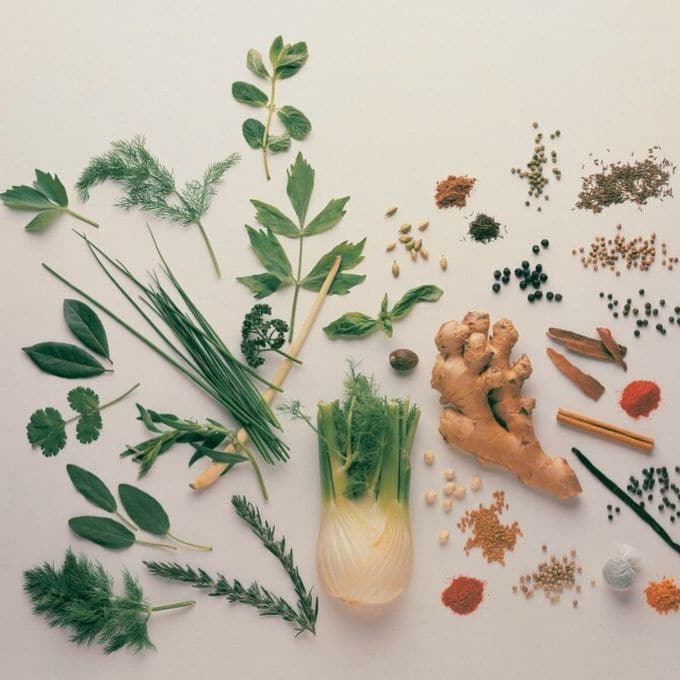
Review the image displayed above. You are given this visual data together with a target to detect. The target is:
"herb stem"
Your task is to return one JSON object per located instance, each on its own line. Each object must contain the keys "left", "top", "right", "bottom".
{"left": 149, "top": 600, "right": 196, "bottom": 613}
{"left": 65, "top": 209, "right": 99, "bottom": 229}
{"left": 194, "top": 219, "right": 221, "bottom": 279}
{"left": 271, "top": 348, "right": 302, "bottom": 364}
{"left": 289, "top": 235, "right": 304, "bottom": 342}
{"left": 114, "top": 511, "right": 139, "bottom": 532}
{"left": 63, "top": 383, "right": 140, "bottom": 426}
{"left": 135, "top": 539, "right": 178, "bottom": 551}
{"left": 242, "top": 446, "right": 269, "bottom": 501}
{"left": 166, "top": 532, "right": 213, "bottom": 552}
{"left": 262, "top": 77, "right": 277, "bottom": 181}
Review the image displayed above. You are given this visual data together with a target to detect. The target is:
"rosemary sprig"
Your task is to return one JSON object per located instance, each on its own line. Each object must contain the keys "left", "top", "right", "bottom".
{"left": 145, "top": 495, "right": 318, "bottom": 636}
{"left": 24, "top": 549, "right": 194, "bottom": 654}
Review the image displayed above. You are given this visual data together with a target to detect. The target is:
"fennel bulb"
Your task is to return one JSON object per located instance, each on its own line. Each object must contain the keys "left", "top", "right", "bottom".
{"left": 315, "top": 368, "right": 420, "bottom": 605}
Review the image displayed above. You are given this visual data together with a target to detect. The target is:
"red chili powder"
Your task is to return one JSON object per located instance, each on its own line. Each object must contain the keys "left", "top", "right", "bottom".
{"left": 435, "top": 175, "right": 476, "bottom": 209}
{"left": 441, "top": 576, "right": 484, "bottom": 615}
{"left": 619, "top": 380, "right": 661, "bottom": 418}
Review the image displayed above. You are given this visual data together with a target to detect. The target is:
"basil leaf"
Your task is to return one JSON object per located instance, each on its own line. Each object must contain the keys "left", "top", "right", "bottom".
{"left": 269, "top": 35, "right": 284, "bottom": 66}
{"left": 304, "top": 197, "right": 349, "bottom": 236}
{"left": 275, "top": 42, "right": 309, "bottom": 79}
{"left": 286, "top": 152, "right": 314, "bottom": 224}
{"left": 0, "top": 184, "right": 54, "bottom": 210}
{"left": 390, "top": 284, "right": 444, "bottom": 319}
{"left": 118, "top": 484, "right": 170, "bottom": 536}
{"left": 246, "top": 48, "right": 269, "bottom": 78}
{"left": 266, "top": 133, "right": 291, "bottom": 153}
{"left": 236, "top": 273, "right": 284, "bottom": 299}
{"left": 301, "top": 239, "right": 366, "bottom": 293}
{"left": 26, "top": 407, "right": 66, "bottom": 457}
{"left": 232, "top": 81, "right": 269, "bottom": 107}
{"left": 63, "top": 299, "right": 110, "bottom": 360}
{"left": 277, "top": 106, "right": 311, "bottom": 141}
{"left": 244, "top": 225, "right": 293, "bottom": 280}
{"left": 66, "top": 464, "right": 117, "bottom": 513}
{"left": 250, "top": 199, "right": 299, "bottom": 237}
{"left": 33, "top": 170, "right": 68, "bottom": 207}
{"left": 25, "top": 208, "right": 62, "bottom": 232}
{"left": 68, "top": 516, "right": 135, "bottom": 549}
{"left": 323, "top": 312, "right": 378, "bottom": 339}
{"left": 242, "top": 118, "right": 265, "bottom": 149}
{"left": 22, "top": 342, "right": 110, "bottom": 378}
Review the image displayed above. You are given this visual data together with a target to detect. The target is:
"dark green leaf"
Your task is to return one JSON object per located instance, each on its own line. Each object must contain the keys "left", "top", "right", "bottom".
{"left": 69, "top": 516, "right": 135, "bottom": 549}
{"left": 266, "top": 134, "right": 291, "bottom": 153}
{"left": 323, "top": 313, "right": 378, "bottom": 339}
{"left": 380, "top": 293, "right": 389, "bottom": 316}
{"left": 286, "top": 153, "right": 314, "bottom": 224}
{"left": 301, "top": 239, "right": 366, "bottom": 293}
{"left": 390, "top": 284, "right": 444, "bottom": 319}
{"left": 22, "top": 342, "right": 109, "bottom": 378}
{"left": 232, "top": 81, "right": 268, "bottom": 107}
{"left": 242, "top": 119, "right": 265, "bottom": 149}
{"left": 244, "top": 225, "right": 293, "bottom": 279}
{"left": 269, "top": 36, "right": 284, "bottom": 66}
{"left": 246, "top": 49, "right": 269, "bottom": 78}
{"left": 66, "top": 464, "right": 117, "bottom": 512}
{"left": 323, "top": 272, "right": 366, "bottom": 295}
{"left": 76, "top": 411, "right": 103, "bottom": 444}
{"left": 67, "top": 386, "right": 99, "bottom": 414}
{"left": 0, "top": 184, "right": 55, "bottom": 210}
{"left": 25, "top": 208, "right": 62, "bottom": 232}
{"left": 275, "top": 42, "right": 309, "bottom": 79}
{"left": 26, "top": 407, "right": 66, "bottom": 457}
{"left": 191, "top": 445, "right": 248, "bottom": 464}
{"left": 304, "top": 197, "right": 349, "bottom": 236}
{"left": 63, "top": 299, "right": 110, "bottom": 360}
{"left": 380, "top": 317, "right": 394, "bottom": 338}
{"left": 33, "top": 170, "right": 68, "bottom": 207}
{"left": 250, "top": 199, "right": 299, "bottom": 237}
{"left": 277, "top": 106, "right": 311, "bottom": 141}
{"left": 136, "top": 404, "right": 161, "bottom": 433}
{"left": 236, "top": 273, "right": 284, "bottom": 299}
{"left": 118, "top": 484, "right": 170, "bottom": 536}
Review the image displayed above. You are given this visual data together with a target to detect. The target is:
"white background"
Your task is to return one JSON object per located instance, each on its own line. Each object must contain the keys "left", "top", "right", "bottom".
{"left": 1, "top": 1, "right": 679, "bottom": 678}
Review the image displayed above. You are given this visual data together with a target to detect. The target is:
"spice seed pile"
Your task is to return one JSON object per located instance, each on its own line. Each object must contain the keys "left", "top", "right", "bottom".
{"left": 616, "top": 465, "right": 680, "bottom": 524}
{"left": 598, "top": 289, "right": 680, "bottom": 338}
{"left": 467, "top": 213, "right": 503, "bottom": 244}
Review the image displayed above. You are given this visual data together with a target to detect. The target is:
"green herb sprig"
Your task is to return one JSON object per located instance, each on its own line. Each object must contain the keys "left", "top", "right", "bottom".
{"left": 145, "top": 495, "right": 318, "bottom": 636}
{"left": 24, "top": 549, "right": 194, "bottom": 654}
{"left": 1, "top": 169, "right": 99, "bottom": 232}
{"left": 238, "top": 153, "right": 365, "bottom": 340}
{"left": 240, "top": 303, "right": 301, "bottom": 368}
{"left": 75, "top": 136, "right": 239, "bottom": 277}
{"left": 233, "top": 36, "right": 310, "bottom": 180}
{"left": 26, "top": 384, "right": 139, "bottom": 457}
{"left": 323, "top": 285, "right": 444, "bottom": 339}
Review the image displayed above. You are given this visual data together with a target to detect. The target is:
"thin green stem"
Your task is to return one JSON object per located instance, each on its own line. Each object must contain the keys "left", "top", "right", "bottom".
{"left": 63, "top": 383, "right": 140, "bottom": 426}
{"left": 135, "top": 539, "right": 177, "bottom": 551}
{"left": 65, "top": 208, "right": 99, "bottom": 228}
{"left": 149, "top": 600, "right": 195, "bottom": 613}
{"left": 241, "top": 445, "right": 269, "bottom": 501}
{"left": 115, "top": 511, "right": 138, "bottom": 532}
{"left": 194, "top": 219, "right": 221, "bottom": 278}
{"left": 288, "top": 235, "right": 304, "bottom": 342}
{"left": 166, "top": 532, "right": 213, "bottom": 552}
{"left": 271, "top": 348, "right": 302, "bottom": 364}
{"left": 262, "top": 77, "right": 277, "bottom": 180}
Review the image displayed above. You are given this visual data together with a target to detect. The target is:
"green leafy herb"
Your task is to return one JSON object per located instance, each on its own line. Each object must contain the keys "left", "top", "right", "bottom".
{"left": 237, "top": 154, "right": 365, "bottom": 340}
{"left": 323, "top": 285, "right": 443, "bottom": 339}
{"left": 22, "top": 341, "right": 110, "bottom": 378}
{"left": 69, "top": 516, "right": 137, "bottom": 550}
{"left": 25, "top": 383, "right": 139, "bottom": 456}
{"left": 63, "top": 299, "right": 110, "bottom": 361}
{"left": 75, "top": 136, "right": 239, "bottom": 277}
{"left": 233, "top": 37, "right": 310, "bottom": 180}
{"left": 24, "top": 549, "right": 194, "bottom": 654}
{"left": 1, "top": 169, "right": 99, "bottom": 232}
{"left": 145, "top": 494, "right": 318, "bottom": 636}
{"left": 241, "top": 303, "right": 301, "bottom": 368}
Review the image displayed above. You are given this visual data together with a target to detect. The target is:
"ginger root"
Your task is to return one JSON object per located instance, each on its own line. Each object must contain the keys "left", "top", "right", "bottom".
{"left": 431, "top": 311, "right": 582, "bottom": 500}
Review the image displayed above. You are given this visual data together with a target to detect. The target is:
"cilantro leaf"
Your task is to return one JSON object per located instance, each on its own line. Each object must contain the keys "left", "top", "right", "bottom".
{"left": 68, "top": 386, "right": 100, "bottom": 414}
{"left": 76, "top": 412, "right": 103, "bottom": 444}
{"left": 27, "top": 408, "right": 67, "bottom": 457}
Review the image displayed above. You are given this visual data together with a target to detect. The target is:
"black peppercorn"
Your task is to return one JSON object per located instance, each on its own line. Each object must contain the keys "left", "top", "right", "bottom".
{"left": 541, "top": 239, "right": 549, "bottom": 248}
{"left": 555, "top": 293, "right": 563, "bottom": 302}
{"left": 494, "top": 270, "right": 501, "bottom": 280}
{"left": 535, "top": 264, "right": 543, "bottom": 273}
{"left": 639, "top": 289, "right": 645, "bottom": 296}
{"left": 527, "top": 293, "right": 535, "bottom": 303}
{"left": 492, "top": 283, "right": 501, "bottom": 293}
{"left": 546, "top": 291, "right": 554, "bottom": 301}
{"left": 514, "top": 268, "right": 523, "bottom": 277}
{"left": 535, "top": 290, "right": 543, "bottom": 300}
{"left": 521, "top": 260, "right": 530, "bottom": 270}
{"left": 532, "top": 245, "right": 540, "bottom": 254}
{"left": 519, "top": 280, "right": 528, "bottom": 290}
{"left": 634, "top": 330, "right": 640, "bottom": 337}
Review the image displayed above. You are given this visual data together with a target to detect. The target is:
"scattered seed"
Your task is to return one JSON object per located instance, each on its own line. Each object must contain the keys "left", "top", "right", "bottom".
{"left": 440, "top": 255, "right": 448, "bottom": 271}
{"left": 385, "top": 206, "right": 398, "bottom": 217}
{"left": 443, "top": 482, "right": 456, "bottom": 497}
{"left": 420, "top": 248, "right": 429, "bottom": 261}
{"left": 399, "top": 223, "right": 412, "bottom": 234}
{"left": 410, "top": 249, "right": 418, "bottom": 262}
{"left": 391, "top": 261, "right": 400, "bottom": 278}
{"left": 439, "top": 530, "right": 450, "bottom": 545}
{"left": 470, "top": 476, "right": 481, "bottom": 492}
{"left": 423, "top": 450, "right": 435, "bottom": 465}
{"left": 385, "top": 241, "right": 397, "bottom": 252}
{"left": 399, "top": 234, "right": 413, "bottom": 244}
{"left": 425, "top": 489, "right": 437, "bottom": 505}
{"left": 418, "top": 221, "right": 429, "bottom": 231}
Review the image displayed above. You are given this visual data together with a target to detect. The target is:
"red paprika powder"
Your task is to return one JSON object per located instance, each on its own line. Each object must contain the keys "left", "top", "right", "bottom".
{"left": 620, "top": 380, "right": 661, "bottom": 419}
{"left": 441, "top": 576, "right": 484, "bottom": 615}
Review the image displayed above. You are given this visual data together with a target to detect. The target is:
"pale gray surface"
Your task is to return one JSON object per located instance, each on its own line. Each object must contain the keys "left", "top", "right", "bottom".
{"left": 1, "top": 1, "right": 679, "bottom": 678}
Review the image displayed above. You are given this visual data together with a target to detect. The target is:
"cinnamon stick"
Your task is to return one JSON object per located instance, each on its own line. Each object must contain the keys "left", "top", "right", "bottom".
{"left": 547, "top": 327, "right": 627, "bottom": 361}
{"left": 546, "top": 348, "right": 605, "bottom": 401}
{"left": 596, "top": 327, "right": 627, "bottom": 371}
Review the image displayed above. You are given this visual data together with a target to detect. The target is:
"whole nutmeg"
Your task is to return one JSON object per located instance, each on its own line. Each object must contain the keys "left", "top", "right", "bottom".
{"left": 389, "top": 348, "right": 419, "bottom": 372}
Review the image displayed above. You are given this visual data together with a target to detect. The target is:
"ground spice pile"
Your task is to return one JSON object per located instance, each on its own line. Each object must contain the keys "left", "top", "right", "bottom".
{"left": 435, "top": 175, "right": 476, "bottom": 209}
{"left": 644, "top": 577, "right": 680, "bottom": 614}
{"left": 457, "top": 490, "right": 522, "bottom": 565}
{"left": 576, "top": 147, "right": 675, "bottom": 213}
{"left": 468, "top": 213, "right": 502, "bottom": 243}
{"left": 441, "top": 576, "right": 484, "bottom": 615}
{"left": 620, "top": 380, "right": 661, "bottom": 419}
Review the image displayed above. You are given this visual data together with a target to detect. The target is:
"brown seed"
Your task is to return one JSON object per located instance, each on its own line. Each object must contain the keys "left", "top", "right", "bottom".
{"left": 420, "top": 248, "right": 429, "bottom": 261}
{"left": 399, "top": 223, "right": 412, "bottom": 234}
{"left": 439, "top": 255, "right": 448, "bottom": 271}
{"left": 391, "top": 261, "right": 400, "bottom": 278}
{"left": 385, "top": 241, "right": 397, "bottom": 252}
{"left": 399, "top": 235, "right": 413, "bottom": 244}
{"left": 410, "top": 249, "right": 418, "bottom": 262}
{"left": 385, "top": 206, "right": 398, "bottom": 217}
{"left": 417, "top": 221, "right": 429, "bottom": 231}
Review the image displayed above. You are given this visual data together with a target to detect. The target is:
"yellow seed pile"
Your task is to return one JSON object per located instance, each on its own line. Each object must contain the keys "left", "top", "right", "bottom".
{"left": 385, "top": 208, "right": 446, "bottom": 275}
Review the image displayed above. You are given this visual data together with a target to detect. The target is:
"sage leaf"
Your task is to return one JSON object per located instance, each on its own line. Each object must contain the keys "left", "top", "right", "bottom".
{"left": 275, "top": 42, "right": 309, "bottom": 79}
{"left": 22, "top": 342, "right": 110, "bottom": 378}
{"left": 244, "top": 225, "right": 293, "bottom": 280}
{"left": 26, "top": 407, "right": 66, "bottom": 457}
{"left": 269, "top": 35, "right": 285, "bottom": 65}
{"left": 66, "top": 464, "right": 117, "bottom": 513}
{"left": 0, "top": 184, "right": 54, "bottom": 210}
{"left": 118, "top": 484, "right": 170, "bottom": 536}
{"left": 304, "top": 197, "right": 350, "bottom": 236}
{"left": 301, "top": 239, "right": 366, "bottom": 293}
{"left": 390, "top": 284, "right": 444, "bottom": 319}
{"left": 277, "top": 106, "right": 311, "bottom": 141}
{"left": 25, "top": 208, "right": 62, "bottom": 232}
{"left": 236, "top": 273, "right": 284, "bottom": 299}
{"left": 250, "top": 199, "right": 299, "bottom": 237}
{"left": 247, "top": 49, "right": 269, "bottom": 78}
{"left": 33, "top": 170, "right": 68, "bottom": 207}
{"left": 232, "top": 81, "right": 269, "bottom": 107}
{"left": 69, "top": 516, "right": 135, "bottom": 550}
{"left": 323, "top": 313, "right": 378, "bottom": 339}
{"left": 63, "top": 299, "right": 110, "bottom": 360}
{"left": 242, "top": 119, "right": 265, "bottom": 149}
{"left": 286, "top": 152, "right": 314, "bottom": 224}
{"left": 266, "top": 133, "right": 291, "bottom": 153}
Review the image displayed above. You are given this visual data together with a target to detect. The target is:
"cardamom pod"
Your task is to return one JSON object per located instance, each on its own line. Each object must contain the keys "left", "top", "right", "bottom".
{"left": 385, "top": 241, "right": 397, "bottom": 252}
{"left": 439, "top": 255, "right": 448, "bottom": 271}
{"left": 420, "top": 247, "right": 429, "bottom": 260}
{"left": 398, "top": 223, "right": 412, "bottom": 234}
{"left": 385, "top": 206, "right": 398, "bottom": 217}
{"left": 413, "top": 239, "right": 422, "bottom": 252}
{"left": 405, "top": 240, "right": 416, "bottom": 250}
{"left": 410, "top": 249, "right": 418, "bottom": 262}
{"left": 391, "top": 261, "right": 400, "bottom": 278}
{"left": 399, "top": 235, "right": 413, "bottom": 244}
{"left": 418, "top": 221, "right": 429, "bottom": 231}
